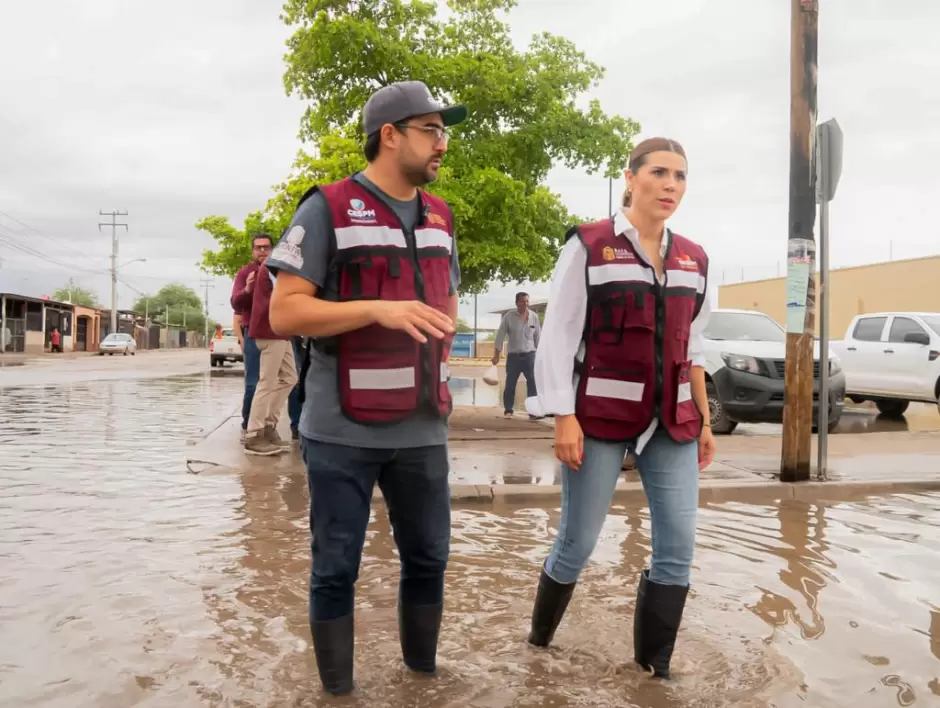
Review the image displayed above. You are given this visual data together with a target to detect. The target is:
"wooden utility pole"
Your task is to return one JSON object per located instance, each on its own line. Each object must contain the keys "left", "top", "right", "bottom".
{"left": 780, "top": 0, "right": 819, "bottom": 482}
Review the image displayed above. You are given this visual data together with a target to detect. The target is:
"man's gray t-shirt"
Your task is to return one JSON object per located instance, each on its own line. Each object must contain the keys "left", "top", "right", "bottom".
{"left": 266, "top": 172, "right": 460, "bottom": 449}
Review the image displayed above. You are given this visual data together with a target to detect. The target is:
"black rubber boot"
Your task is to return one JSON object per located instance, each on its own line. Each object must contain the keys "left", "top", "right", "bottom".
{"left": 633, "top": 570, "right": 689, "bottom": 679}
{"left": 527, "top": 569, "right": 576, "bottom": 647}
{"left": 399, "top": 603, "right": 443, "bottom": 674}
{"left": 310, "top": 614, "right": 355, "bottom": 695}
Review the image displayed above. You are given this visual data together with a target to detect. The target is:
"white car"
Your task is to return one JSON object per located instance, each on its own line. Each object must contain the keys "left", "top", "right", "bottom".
{"left": 830, "top": 312, "right": 940, "bottom": 417}
{"left": 703, "top": 309, "right": 844, "bottom": 434}
{"left": 210, "top": 329, "right": 243, "bottom": 367}
{"left": 99, "top": 332, "right": 137, "bottom": 356}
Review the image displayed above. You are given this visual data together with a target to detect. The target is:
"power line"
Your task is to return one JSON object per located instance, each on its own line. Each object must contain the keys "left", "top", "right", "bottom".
{"left": 0, "top": 210, "right": 104, "bottom": 271}
{"left": 0, "top": 227, "right": 106, "bottom": 275}
{"left": 98, "top": 210, "right": 128, "bottom": 334}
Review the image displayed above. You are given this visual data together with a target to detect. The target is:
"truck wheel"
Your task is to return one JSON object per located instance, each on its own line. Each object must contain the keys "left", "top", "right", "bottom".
{"left": 848, "top": 395, "right": 866, "bottom": 404}
{"left": 875, "top": 399, "right": 909, "bottom": 418}
{"left": 706, "top": 381, "right": 737, "bottom": 435}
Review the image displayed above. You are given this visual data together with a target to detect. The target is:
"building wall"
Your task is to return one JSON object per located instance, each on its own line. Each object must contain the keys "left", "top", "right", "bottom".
{"left": 24, "top": 330, "right": 44, "bottom": 355}
{"left": 719, "top": 255, "right": 940, "bottom": 337}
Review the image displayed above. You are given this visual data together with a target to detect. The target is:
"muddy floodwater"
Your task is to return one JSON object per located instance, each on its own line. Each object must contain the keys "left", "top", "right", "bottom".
{"left": 1, "top": 372, "right": 940, "bottom": 707}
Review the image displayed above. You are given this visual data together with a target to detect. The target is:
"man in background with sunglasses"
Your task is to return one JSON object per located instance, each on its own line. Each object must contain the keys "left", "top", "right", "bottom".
{"left": 266, "top": 81, "right": 466, "bottom": 696}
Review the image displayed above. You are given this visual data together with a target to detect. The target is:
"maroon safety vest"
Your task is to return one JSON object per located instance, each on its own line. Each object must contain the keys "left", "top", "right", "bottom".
{"left": 573, "top": 218, "right": 709, "bottom": 442}
{"left": 301, "top": 176, "right": 455, "bottom": 424}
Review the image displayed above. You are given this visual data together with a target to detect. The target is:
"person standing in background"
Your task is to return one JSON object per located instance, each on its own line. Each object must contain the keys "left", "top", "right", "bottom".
{"left": 244, "top": 259, "right": 298, "bottom": 456}
{"left": 230, "top": 234, "right": 273, "bottom": 443}
{"left": 491, "top": 292, "right": 541, "bottom": 418}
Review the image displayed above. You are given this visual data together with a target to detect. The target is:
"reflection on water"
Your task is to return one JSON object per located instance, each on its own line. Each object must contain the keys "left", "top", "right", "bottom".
{"left": 1, "top": 374, "right": 940, "bottom": 706}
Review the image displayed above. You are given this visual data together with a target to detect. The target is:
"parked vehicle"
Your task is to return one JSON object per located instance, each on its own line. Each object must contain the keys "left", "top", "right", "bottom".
{"left": 98, "top": 332, "right": 136, "bottom": 356}
{"left": 210, "top": 329, "right": 243, "bottom": 367}
{"left": 829, "top": 312, "right": 940, "bottom": 417}
{"left": 703, "top": 309, "right": 845, "bottom": 434}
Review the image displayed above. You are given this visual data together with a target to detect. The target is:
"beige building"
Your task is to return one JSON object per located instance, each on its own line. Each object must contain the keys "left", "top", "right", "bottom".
{"left": 719, "top": 254, "right": 940, "bottom": 336}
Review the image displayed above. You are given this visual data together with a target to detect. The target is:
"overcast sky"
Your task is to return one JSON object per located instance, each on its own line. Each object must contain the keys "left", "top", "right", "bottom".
{"left": 1, "top": 0, "right": 938, "bottom": 328}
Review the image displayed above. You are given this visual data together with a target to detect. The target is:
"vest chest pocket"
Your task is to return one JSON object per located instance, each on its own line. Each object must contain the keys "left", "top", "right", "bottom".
{"left": 589, "top": 293, "right": 627, "bottom": 345}
{"left": 623, "top": 290, "right": 655, "bottom": 331}
{"left": 339, "top": 257, "right": 382, "bottom": 300}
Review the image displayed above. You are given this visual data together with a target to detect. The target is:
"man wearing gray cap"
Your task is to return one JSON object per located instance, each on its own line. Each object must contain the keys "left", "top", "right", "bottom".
{"left": 266, "top": 80, "right": 466, "bottom": 696}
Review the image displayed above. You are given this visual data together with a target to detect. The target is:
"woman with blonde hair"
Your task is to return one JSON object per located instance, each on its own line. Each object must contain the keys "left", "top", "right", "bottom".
{"left": 525, "top": 137, "right": 716, "bottom": 679}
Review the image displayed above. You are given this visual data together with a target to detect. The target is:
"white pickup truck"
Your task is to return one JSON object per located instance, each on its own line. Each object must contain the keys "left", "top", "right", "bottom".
{"left": 209, "top": 328, "right": 243, "bottom": 367}
{"left": 829, "top": 312, "right": 940, "bottom": 417}
{"left": 703, "top": 309, "right": 845, "bottom": 434}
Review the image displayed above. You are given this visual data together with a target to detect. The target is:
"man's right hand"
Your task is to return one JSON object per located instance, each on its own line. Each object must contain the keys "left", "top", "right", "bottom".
{"left": 374, "top": 301, "right": 454, "bottom": 343}
{"left": 491, "top": 353, "right": 500, "bottom": 365}
{"left": 554, "top": 414, "right": 584, "bottom": 471}
{"left": 245, "top": 271, "right": 256, "bottom": 292}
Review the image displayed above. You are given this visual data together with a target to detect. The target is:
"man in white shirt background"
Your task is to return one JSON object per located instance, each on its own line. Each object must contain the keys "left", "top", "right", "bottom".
{"left": 491, "top": 291, "right": 541, "bottom": 418}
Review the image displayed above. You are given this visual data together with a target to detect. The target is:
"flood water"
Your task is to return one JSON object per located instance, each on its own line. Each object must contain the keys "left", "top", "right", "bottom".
{"left": 1, "top": 373, "right": 940, "bottom": 707}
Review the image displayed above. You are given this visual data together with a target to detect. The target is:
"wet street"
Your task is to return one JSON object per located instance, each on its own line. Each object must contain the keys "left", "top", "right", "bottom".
{"left": 1, "top": 365, "right": 940, "bottom": 706}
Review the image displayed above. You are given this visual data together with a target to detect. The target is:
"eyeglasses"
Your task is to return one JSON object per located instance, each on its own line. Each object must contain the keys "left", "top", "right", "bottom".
{"left": 395, "top": 123, "right": 449, "bottom": 143}
{"left": 252, "top": 244, "right": 271, "bottom": 251}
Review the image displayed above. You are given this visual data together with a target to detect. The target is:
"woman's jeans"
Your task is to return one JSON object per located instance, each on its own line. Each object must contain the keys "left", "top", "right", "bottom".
{"left": 544, "top": 427, "right": 699, "bottom": 587}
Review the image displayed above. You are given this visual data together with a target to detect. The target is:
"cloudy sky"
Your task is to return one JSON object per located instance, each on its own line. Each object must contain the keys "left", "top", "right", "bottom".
{"left": 1, "top": 0, "right": 938, "bottom": 329}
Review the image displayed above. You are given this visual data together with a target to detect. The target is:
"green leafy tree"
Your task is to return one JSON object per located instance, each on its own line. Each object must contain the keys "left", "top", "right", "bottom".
{"left": 198, "top": 0, "right": 639, "bottom": 291}
{"left": 455, "top": 317, "right": 473, "bottom": 333}
{"left": 132, "top": 284, "right": 213, "bottom": 331}
{"left": 51, "top": 280, "right": 98, "bottom": 307}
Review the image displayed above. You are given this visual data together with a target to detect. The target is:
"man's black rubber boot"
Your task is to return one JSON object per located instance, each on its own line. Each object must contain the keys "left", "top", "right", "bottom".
{"left": 527, "top": 569, "right": 576, "bottom": 647}
{"left": 310, "top": 614, "right": 355, "bottom": 695}
{"left": 399, "top": 603, "right": 443, "bottom": 674}
{"left": 633, "top": 570, "right": 689, "bottom": 679}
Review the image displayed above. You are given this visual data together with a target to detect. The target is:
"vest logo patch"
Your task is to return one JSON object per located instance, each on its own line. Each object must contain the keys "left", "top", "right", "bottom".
{"left": 602, "top": 246, "right": 634, "bottom": 262}
{"left": 347, "top": 198, "right": 376, "bottom": 222}
{"left": 427, "top": 212, "right": 447, "bottom": 227}
{"left": 676, "top": 256, "right": 697, "bottom": 270}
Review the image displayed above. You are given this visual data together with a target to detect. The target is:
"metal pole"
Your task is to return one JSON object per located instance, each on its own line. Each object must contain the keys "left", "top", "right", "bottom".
{"left": 200, "top": 277, "right": 215, "bottom": 346}
{"left": 473, "top": 293, "right": 478, "bottom": 358}
{"left": 780, "top": 0, "right": 818, "bottom": 483}
{"left": 817, "top": 190, "right": 830, "bottom": 479}
{"left": 608, "top": 175, "right": 613, "bottom": 215}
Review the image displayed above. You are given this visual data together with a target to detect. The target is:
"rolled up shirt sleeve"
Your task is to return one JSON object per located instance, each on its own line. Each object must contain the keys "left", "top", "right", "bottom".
{"left": 525, "top": 238, "right": 587, "bottom": 417}
{"left": 688, "top": 263, "right": 713, "bottom": 368}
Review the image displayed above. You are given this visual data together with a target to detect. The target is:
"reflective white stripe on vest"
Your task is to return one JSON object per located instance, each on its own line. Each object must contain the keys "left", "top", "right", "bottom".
{"left": 415, "top": 228, "right": 452, "bottom": 253}
{"left": 440, "top": 361, "right": 449, "bottom": 383}
{"left": 677, "top": 382, "right": 692, "bottom": 403}
{"left": 335, "top": 225, "right": 407, "bottom": 250}
{"left": 666, "top": 269, "right": 706, "bottom": 293}
{"left": 588, "top": 263, "right": 655, "bottom": 286}
{"left": 348, "top": 366, "right": 415, "bottom": 390}
{"left": 585, "top": 377, "right": 644, "bottom": 401}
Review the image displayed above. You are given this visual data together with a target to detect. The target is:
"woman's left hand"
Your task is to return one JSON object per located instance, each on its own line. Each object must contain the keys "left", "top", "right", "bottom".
{"left": 698, "top": 425, "right": 716, "bottom": 471}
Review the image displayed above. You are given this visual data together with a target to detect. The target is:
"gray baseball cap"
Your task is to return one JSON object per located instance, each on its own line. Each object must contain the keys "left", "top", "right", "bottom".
{"left": 362, "top": 81, "right": 468, "bottom": 136}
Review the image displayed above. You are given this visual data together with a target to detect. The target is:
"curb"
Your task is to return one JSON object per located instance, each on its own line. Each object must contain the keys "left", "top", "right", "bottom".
{"left": 379, "top": 477, "right": 940, "bottom": 505}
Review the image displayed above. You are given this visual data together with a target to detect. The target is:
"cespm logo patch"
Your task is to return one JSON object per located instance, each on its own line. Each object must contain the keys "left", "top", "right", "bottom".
{"left": 350, "top": 198, "right": 365, "bottom": 210}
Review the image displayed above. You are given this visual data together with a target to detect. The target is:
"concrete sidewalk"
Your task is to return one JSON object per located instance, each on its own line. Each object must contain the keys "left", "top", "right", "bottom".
{"left": 185, "top": 404, "right": 940, "bottom": 505}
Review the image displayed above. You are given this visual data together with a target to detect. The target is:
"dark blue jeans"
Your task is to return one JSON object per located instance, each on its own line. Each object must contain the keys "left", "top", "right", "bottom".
{"left": 240, "top": 328, "right": 260, "bottom": 430}
{"left": 504, "top": 351, "right": 537, "bottom": 414}
{"left": 287, "top": 337, "right": 304, "bottom": 431}
{"left": 301, "top": 438, "right": 451, "bottom": 622}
